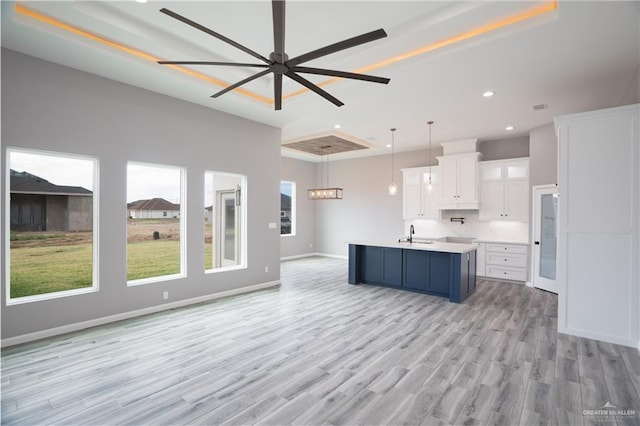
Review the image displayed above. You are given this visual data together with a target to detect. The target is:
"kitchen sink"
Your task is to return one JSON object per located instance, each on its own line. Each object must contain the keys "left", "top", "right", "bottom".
{"left": 397, "top": 238, "right": 435, "bottom": 244}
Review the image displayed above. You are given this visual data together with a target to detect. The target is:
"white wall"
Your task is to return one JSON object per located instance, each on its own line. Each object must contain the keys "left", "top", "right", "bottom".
{"left": 1, "top": 49, "right": 282, "bottom": 341}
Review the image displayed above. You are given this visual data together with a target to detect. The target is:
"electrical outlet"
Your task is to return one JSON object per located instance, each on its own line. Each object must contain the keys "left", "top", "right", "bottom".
{"left": 265, "top": 266, "right": 269, "bottom": 273}
{"left": 163, "top": 291, "right": 168, "bottom": 300}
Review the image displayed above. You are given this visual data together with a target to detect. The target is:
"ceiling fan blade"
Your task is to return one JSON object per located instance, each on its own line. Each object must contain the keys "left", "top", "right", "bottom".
{"left": 274, "top": 73, "right": 283, "bottom": 110}
{"left": 272, "top": 0, "right": 286, "bottom": 61}
{"left": 286, "top": 29, "right": 387, "bottom": 68}
{"left": 291, "top": 67, "right": 390, "bottom": 84}
{"left": 285, "top": 72, "right": 344, "bottom": 107}
{"left": 160, "top": 8, "right": 270, "bottom": 64}
{"left": 158, "top": 61, "right": 269, "bottom": 68}
{"left": 211, "top": 69, "right": 271, "bottom": 98}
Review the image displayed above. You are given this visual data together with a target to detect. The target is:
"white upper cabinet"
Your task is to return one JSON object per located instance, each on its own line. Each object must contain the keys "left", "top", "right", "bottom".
{"left": 402, "top": 167, "right": 441, "bottom": 220}
{"left": 436, "top": 153, "right": 480, "bottom": 209}
{"left": 479, "top": 158, "right": 529, "bottom": 221}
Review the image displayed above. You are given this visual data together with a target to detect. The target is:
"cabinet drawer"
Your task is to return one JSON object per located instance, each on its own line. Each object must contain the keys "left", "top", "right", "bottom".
{"left": 486, "top": 253, "right": 527, "bottom": 268}
{"left": 486, "top": 244, "right": 528, "bottom": 254}
{"left": 486, "top": 265, "right": 527, "bottom": 281}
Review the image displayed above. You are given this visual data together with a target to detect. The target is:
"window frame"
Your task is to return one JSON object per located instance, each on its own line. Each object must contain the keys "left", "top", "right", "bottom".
{"left": 126, "top": 161, "right": 186, "bottom": 286}
{"left": 5, "top": 147, "right": 100, "bottom": 305}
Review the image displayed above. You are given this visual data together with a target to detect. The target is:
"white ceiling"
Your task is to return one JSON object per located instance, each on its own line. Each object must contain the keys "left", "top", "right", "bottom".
{"left": 2, "top": 1, "right": 639, "bottom": 162}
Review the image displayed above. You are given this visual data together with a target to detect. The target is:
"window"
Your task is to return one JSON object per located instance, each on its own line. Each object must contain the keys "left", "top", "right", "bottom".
{"left": 6, "top": 148, "right": 98, "bottom": 303}
{"left": 280, "top": 181, "right": 295, "bottom": 236}
{"left": 204, "top": 171, "right": 246, "bottom": 272}
{"left": 127, "top": 162, "right": 185, "bottom": 284}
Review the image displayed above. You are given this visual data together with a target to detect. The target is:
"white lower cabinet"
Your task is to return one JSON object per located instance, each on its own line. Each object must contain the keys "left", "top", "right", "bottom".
{"left": 475, "top": 241, "right": 528, "bottom": 282}
{"left": 475, "top": 243, "right": 486, "bottom": 276}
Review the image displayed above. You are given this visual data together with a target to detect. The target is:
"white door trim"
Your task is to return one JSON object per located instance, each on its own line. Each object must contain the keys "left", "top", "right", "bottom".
{"left": 531, "top": 184, "right": 559, "bottom": 294}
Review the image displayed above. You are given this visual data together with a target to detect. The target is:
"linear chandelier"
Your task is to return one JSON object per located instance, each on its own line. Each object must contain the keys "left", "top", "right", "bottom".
{"left": 307, "top": 146, "right": 343, "bottom": 200}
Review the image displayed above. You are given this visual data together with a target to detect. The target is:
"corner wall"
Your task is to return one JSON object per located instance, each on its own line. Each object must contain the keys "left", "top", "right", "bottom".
{"left": 1, "top": 49, "right": 282, "bottom": 341}
{"left": 280, "top": 157, "right": 316, "bottom": 258}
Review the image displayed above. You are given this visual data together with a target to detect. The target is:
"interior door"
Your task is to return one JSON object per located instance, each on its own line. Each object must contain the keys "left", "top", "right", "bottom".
{"left": 532, "top": 185, "right": 559, "bottom": 293}
{"left": 217, "top": 190, "right": 240, "bottom": 267}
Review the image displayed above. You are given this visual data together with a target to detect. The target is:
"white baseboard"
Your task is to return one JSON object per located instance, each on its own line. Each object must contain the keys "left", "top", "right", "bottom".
{"left": 1, "top": 280, "right": 281, "bottom": 348}
{"left": 525, "top": 281, "right": 533, "bottom": 288}
{"left": 558, "top": 325, "right": 639, "bottom": 350}
{"left": 280, "top": 253, "right": 316, "bottom": 261}
{"left": 280, "top": 252, "right": 348, "bottom": 261}
{"left": 313, "top": 252, "right": 348, "bottom": 260}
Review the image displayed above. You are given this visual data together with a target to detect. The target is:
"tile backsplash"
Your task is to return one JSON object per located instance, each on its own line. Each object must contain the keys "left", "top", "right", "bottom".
{"left": 405, "top": 210, "right": 529, "bottom": 243}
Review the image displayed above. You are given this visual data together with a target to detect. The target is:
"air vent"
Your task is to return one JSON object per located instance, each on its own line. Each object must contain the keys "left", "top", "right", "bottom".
{"left": 533, "top": 103, "right": 548, "bottom": 111}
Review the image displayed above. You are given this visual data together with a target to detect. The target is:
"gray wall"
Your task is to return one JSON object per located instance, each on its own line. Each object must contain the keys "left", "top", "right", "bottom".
{"left": 1, "top": 49, "right": 281, "bottom": 340}
{"left": 314, "top": 148, "right": 441, "bottom": 257}
{"left": 529, "top": 123, "right": 558, "bottom": 186}
{"left": 479, "top": 136, "right": 529, "bottom": 161}
{"left": 280, "top": 157, "right": 316, "bottom": 258}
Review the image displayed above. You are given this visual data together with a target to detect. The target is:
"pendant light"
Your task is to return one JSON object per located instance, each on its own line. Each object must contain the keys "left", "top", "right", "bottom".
{"left": 388, "top": 128, "right": 398, "bottom": 196}
{"left": 307, "top": 145, "right": 343, "bottom": 200}
{"left": 427, "top": 121, "right": 434, "bottom": 193}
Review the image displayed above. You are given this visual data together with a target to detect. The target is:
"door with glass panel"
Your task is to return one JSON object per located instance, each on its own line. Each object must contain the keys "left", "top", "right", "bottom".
{"left": 532, "top": 185, "right": 558, "bottom": 294}
{"left": 217, "top": 190, "right": 240, "bottom": 267}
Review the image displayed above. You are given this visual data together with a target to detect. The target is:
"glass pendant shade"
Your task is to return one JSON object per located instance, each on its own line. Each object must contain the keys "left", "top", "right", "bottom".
{"left": 388, "top": 181, "right": 398, "bottom": 195}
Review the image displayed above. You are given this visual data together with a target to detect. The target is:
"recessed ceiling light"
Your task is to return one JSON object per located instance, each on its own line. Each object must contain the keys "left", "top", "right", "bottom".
{"left": 505, "top": 125, "right": 515, "bottom": 131}
{"left": 483, "top": 91, "right": 495, "bottom": 98}
{"left": 135, "top": 0, "right": 148, "bottom": 3}
{"left": 333, "top": 124, "right": 341, "bottom": 129}
{"left": 386, "top": 144, "right": 392, "bottom": 148}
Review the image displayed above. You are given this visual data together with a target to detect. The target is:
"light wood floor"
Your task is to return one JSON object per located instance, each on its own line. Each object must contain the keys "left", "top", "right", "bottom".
{"left": 2, "top": 256, "right": 639, "bottom": 425}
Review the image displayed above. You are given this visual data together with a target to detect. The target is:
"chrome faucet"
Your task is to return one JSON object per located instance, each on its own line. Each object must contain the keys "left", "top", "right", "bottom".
{"left": 409, "top": 224, "right": 415, "bottom": 243}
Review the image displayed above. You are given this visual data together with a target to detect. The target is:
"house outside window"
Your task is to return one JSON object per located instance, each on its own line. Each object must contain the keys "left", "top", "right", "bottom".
{"left": 126, "top": 162, "right": 185, "bottom": 284}
{"left": 6, "top": 148, "right": 98, "bottom": 303}
{"left": 280, "top": 181, "right": 295, "bottom": 236}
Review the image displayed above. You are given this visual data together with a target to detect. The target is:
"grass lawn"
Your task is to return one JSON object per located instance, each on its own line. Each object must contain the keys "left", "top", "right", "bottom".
{"left": 10, "top": 244, "right": 94, "bottom": 298}
{"left": 126, "top": 240, "right": 181, "bottom": 281}
{"left": 10, "top": 232, "right": 217, "bottom": 297}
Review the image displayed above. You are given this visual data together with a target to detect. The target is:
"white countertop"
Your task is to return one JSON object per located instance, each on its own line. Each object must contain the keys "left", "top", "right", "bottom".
{"left": 472, "top": 238, "right": 529, "bottom": 245}
{"left": 349, "top": 240, "right": 477, "bottom": 254}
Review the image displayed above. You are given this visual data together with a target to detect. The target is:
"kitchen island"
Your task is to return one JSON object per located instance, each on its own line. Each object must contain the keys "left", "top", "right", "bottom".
{"left": 348, "top": 241, "right": 477, "bottom": 303}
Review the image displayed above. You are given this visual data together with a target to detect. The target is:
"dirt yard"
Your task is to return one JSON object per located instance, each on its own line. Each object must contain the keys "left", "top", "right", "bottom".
{"left": 11, "top": 218, "right": 211, "bottom": 248}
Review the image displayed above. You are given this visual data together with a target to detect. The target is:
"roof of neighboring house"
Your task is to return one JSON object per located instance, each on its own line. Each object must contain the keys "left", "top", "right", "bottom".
{"left": 127, "top": 198, "right": 180, "bottom": 211}
{"left": 10, "top": 170, "right": 92, "bottom": 196}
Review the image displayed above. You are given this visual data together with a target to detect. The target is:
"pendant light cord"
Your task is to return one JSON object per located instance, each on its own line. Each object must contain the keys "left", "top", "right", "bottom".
{"left": 390, "top": 128, "right": 396, "bottom": 182}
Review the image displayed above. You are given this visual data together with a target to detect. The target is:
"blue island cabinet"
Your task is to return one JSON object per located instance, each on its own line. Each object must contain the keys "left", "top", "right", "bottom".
{"left": 348, "top": 244, "right": 477, "bottom": 303}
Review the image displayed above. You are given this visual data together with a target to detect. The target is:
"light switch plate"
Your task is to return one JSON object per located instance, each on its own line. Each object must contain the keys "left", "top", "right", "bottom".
{"left": 268, "top": 222, "right": 277, "bottom": 229}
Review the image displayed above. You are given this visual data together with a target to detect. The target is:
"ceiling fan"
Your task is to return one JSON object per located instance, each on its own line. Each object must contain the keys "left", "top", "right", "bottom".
{"left": 157, "top": 1, "right": 390, "bottom": 110}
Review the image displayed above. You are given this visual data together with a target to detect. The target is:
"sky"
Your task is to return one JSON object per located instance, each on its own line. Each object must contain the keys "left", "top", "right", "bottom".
{"left": 10, "top": 151, "right": 95, "bottom": 191}
{"left": 10, "top": 151, "right": 244, "bottom": 205}
{"left": 10, "top": 151, "right": 182, "bottom": 203}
